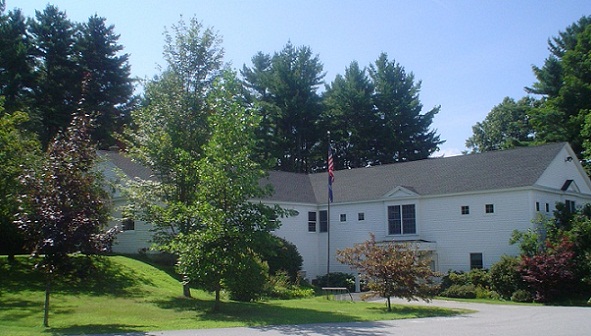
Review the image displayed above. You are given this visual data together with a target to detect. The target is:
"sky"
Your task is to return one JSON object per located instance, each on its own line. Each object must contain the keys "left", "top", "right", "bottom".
{"left": 12, "top": 0, "right": 591, "bottom": 156}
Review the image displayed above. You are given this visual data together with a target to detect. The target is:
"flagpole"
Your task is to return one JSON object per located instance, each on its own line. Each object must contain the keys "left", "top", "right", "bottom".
{"left": 327, "top": 131, "right": 332, "bottom": 286}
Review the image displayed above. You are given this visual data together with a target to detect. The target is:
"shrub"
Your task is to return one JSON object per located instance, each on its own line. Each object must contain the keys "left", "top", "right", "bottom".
{"left": 440, "top": 284, "right": 477, "bottom": 298}
{"left": 439, "top": 271, "right": 468, "bottom": 292}
{"left": 263, "top": 237, "right": 303, "bottom": 282}
{"left": 267, "top": 271, "right": 314, "bottom": 299}
{"left": 519, "top": 237, "right": 577, "bottom": 302}
{"left": 225, "top": 254, "right": 269, "bottom": 302}
{"left": 511, "top": 289, "right": 533, "bottom": 303}
{"left": 475, "top": 286, "right": 500, "bottom": 300}
{"left": 467, "top": 268, "right": 490, "bottom": 288}
{"left": 313, "top": 272, "right": 355, "bottom": 292}
{"left": 490, "top": 255, "right": 523, "bottom": 300}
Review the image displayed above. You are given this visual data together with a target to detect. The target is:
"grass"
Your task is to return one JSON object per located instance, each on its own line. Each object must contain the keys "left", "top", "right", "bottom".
{"left": 0, "top": 255, "right": 467, "bottom": 336}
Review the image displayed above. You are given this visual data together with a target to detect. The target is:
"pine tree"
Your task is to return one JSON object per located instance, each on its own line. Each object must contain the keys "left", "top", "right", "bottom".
{"left": 76, "top": 14, "right": 134, "bottom": 147}
{"left": 29, "top": 4, "right": 80, "bottom": 147}
{"left": 369, "top": 53, "right": 442, "bottom": 163}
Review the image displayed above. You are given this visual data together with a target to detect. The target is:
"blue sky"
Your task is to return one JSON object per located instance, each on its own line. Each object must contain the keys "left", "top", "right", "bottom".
{"left": 13, "top": 0, "right": 591, "bottom": 156}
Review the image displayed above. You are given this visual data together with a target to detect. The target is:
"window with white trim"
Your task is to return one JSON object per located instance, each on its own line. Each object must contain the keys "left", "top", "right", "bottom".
{"left": 388, "top": 204, "right": 416, "bottom": 235}
{"left": 470, "top": 253, "right": 483, "bottom": 269}
{"left": 485, "top": 204, "right": 494, "bottom": 214}
{"left": 307, "top": 211, "right": 316, "bottom": 232}
{"left": 461, "top": 206, "right": 470, "bottom": 215}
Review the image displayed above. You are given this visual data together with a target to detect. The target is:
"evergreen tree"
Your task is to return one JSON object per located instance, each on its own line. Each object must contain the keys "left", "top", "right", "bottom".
{"left": 29, "top": 4, "right": 80, "bottom": 147}
{"left": 322, "top": 61, "right": 377, "bottom": 169}
{"left": 369, "top": 53, "right": 442, "bottom": 163}
{"left": 525, "top": 16, "right": 591, "bottom": 157}
{"left": 0, "top": 2, "right": 35, "bottom": 114}
{"left": 76, "top": 14, "right": 134, "bottom": 147}
{"left": 242, "top": 42, "right": 325, "bottom": 173}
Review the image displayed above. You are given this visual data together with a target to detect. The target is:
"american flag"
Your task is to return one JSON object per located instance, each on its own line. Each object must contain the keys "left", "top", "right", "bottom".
{"left": 328, "top": 144, "right": 334, "bottom": 202}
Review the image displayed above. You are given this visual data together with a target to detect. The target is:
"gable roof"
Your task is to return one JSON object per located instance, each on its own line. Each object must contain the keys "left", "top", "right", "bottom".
{"left": 263, "top": 142, "right": 568, "bottom": 204}
{"left": 98, "top": 150, "right": 154, "bottom": 181}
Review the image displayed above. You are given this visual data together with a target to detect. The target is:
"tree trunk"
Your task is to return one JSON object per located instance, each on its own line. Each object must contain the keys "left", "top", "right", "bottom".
{"left": 182, "top": 275, "right": 191, "bottom": 298}
{"left": 386, "top": 296, "right": 391, "bottom": 312}
{"left": 213, "top": 288, "right": 221, "bottom": 312}
{"left": 43, "top": 277, "right": 51, "bottom": 327}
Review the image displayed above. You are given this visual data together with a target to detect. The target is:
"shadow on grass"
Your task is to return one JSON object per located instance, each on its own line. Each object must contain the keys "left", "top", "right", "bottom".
{"left": 49, "top": 323, "right": 151, "bottom": 336}
{"left": 0, "top": 256, "right": 150, "bottom": 297}
{"left": 152, "top": 296, "right": 462, "bottom": 328}
{"left": 366, "top": 304, "right": 462, "bottom": 318}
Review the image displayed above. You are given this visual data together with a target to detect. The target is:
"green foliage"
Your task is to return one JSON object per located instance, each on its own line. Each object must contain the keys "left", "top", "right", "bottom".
{"left": 0, "top": 3, "right": 133, "bottom": 149}
{"left": 511, "top": 289, "right": 533, "bottom": 303}
{"left": 0, "top": 100, "right": 41, "bottom": 258}
{"left": 490, "top": 255, "right": 524, "bottom": 300}
{"left": 76, "top": 14, "right": 134, "bottom": 147}
{"left": 321, "top": 61, "right": 377, "bottom": 169}
{"left": 124, "top": 16, "right": 224, "bottom": 252}
{"left": 337, "top": 233, "right": 440, "bottom": 311}
{"left": 466, "top": 97, "right": 535, "bottom": 153}
{"left": 174, "top": 71, "right": 286, "bottom": 310}
{"left": 224, "top": 253, "right": 269, "bottom": 302}
{"left": 526, "top": 16, "right": 591, "bottom": 158}
{"left": 0, "top": 5, "right": 35, "bottom": 113}
{"left": 368, "top": 53, "right": 443, "bottom": 163}
{"left": 29, "top": 4, "right": 79, "bottom": 147}
{"left": 242, "top": 42, "right": 325, "bottom": 173}
{"left": 440, "top": 284, "right": 477, "bottom": 299}
{"left": 267, "top": 271, "right": 315, "bottom": 299}
{"left": 263, "top": 236, "right": 303, "bottom": 282}
{"left": 439, "top": 269, "right": 498, "bottom": 300}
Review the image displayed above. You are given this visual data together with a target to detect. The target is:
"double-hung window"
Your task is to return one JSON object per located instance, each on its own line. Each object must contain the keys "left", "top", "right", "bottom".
{"left": 308, "top": 212, "right": 317, "bottom": 232}
{"left": 388, "top": 204, "right": 416, "bottom": 235}
{"left": 319, "top": 210, "right": 328, "bottom": 232}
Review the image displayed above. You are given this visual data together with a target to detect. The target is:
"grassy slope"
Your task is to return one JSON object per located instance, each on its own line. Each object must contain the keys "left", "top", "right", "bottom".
{"left": 0, "top": 255, "right": 465, "bottom": 336}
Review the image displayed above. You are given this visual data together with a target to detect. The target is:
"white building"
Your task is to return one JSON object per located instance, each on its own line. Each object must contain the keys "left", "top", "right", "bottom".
{"left": 104, "top": 142, "right": 591, "bottom": 281}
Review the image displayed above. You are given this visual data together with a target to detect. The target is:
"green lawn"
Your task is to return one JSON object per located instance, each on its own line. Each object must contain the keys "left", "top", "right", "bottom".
{"left": 0, "top": 255, "right": 467, "bottom": 336}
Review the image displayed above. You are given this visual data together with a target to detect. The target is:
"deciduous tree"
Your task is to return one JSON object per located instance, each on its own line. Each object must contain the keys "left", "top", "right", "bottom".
{"left": 337, "top": 233, "right": 440, "bottom": 311}
{"left": 173, "top": 71, "right": 284, "bottom": 310}
{"left": 0, "top": 99, "right": 40, "bottom": 260}
{"left": 466, "top": 97, "right": 535, "bottom": 153}
{"left": 15, "top": 91, "right": 115, "bottom": 327}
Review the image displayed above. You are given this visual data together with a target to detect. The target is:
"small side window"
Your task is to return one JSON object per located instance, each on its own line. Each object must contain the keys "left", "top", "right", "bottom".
{"left": 461, "top": 206, "right": 470, "bottom": 215}
{"left": 358, "top": 212, "right": 365, "bottom": 221}
{"left": 485, "top": 204, "right": 494, "bottom": 214}
{"left": 122, "top": 218, "right": 135, "bottom": 231}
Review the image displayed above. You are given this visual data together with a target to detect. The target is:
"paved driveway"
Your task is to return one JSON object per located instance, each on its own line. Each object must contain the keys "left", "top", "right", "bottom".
{"left": 94, "top": 298, "right": 591, "bottom": 336}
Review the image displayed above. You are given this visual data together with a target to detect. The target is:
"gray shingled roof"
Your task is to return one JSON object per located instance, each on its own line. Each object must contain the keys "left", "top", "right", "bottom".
{"left": 98, "top": 150, "right": 154, "bottom": 181}
{"left": 102, "top": 143, "right": 568, "bottom": 205}
{"left": 264, "top": 142, "right": 567, "bottom": 204}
